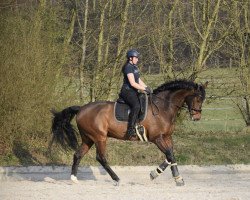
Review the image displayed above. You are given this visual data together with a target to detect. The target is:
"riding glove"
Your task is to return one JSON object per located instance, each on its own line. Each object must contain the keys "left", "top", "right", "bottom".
{"left": 145, "top": 86, "right": 153, "bottom": 94}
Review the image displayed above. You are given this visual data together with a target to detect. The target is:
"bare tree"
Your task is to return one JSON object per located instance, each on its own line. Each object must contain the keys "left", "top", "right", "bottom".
{"left": 77, "top": 0, "right": 89, "bottom": 101}
{"left": 149, "top": 1, "right": 180, "bottom": 80}
{"left": 106, "top": 0, "right": 132, "bottom": 99}
{"left": 178, "top": 0, "right": 229, "bottom": 80}
{"left": 226, "top": 0, "right": 250, "bottom": 127}
{"left": 90, "top": 0, "right": 110, "bottom": 101}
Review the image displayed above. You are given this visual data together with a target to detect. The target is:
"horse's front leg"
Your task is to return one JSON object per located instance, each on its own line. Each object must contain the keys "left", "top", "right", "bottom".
{"left": 151, "top": 135, "right": 184, "bottom": 186}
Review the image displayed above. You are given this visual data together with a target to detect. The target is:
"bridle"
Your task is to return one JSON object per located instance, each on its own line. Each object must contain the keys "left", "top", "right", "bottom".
{"left": 185, "top": 93, "right": 203, "bottom": 115}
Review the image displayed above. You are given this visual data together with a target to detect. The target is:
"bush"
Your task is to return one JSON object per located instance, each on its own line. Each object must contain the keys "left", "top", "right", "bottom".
{"left": 0, "top": 6, "right": 65, "bottom": 157}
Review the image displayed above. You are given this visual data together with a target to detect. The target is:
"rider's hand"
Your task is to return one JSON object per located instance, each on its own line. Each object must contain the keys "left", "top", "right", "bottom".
{"left": 144, "top": 86, "right": 153, "bottom": 94}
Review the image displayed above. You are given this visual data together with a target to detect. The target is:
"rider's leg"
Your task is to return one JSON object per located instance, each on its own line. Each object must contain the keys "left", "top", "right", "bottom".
{"left": 120, "top": 87, "right": 140, "bottom": 137}
{"left": 127, "top": 101, "right": 140, "bottom": 135}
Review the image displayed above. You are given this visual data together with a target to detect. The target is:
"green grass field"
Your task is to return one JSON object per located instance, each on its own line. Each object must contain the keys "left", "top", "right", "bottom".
{"left": 1, "top": 130, "right": 249, "bottom": 166}
{"left": 182, "top": 98, "right": 245, "bottom": 132}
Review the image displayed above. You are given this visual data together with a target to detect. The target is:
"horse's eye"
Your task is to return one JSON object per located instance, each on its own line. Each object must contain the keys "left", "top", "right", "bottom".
{"left": 196, "top": 96, "right": 202, "bottom": 103}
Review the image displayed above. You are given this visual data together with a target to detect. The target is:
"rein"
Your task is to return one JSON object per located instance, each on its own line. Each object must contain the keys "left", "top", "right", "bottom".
{"left": 150, "top": 93, "right": 202, "bottom": 116}
{"left": 149, "top": 94, "right": 183, "bottom": 116}
{"left": 149, "top": 93, "right": 160, "bottom": 116}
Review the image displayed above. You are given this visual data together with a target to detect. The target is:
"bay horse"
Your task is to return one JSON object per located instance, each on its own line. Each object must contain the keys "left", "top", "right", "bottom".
{"left": 51, "top": 79, "right": 207, "bottom": 186}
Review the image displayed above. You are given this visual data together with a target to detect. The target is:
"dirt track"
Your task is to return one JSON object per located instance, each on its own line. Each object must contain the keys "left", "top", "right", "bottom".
{"left": 0, "top": 165, "right": 250, "bottom": 200}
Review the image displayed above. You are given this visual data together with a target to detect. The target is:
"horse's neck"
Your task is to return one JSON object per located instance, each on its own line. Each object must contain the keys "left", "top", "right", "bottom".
{"left": 170, "top": 90, "right": 192, "bottom": 107}
{"left": 157, "top": 89, "right": 193, "bottom": 110}
{"left": 150, "top": 89, "right": 193, "bottom": 127}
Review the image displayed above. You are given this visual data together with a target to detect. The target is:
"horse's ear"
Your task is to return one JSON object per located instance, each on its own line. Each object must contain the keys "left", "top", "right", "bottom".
{"left": 202, "top": 81, "right": 208, "bottom": 89}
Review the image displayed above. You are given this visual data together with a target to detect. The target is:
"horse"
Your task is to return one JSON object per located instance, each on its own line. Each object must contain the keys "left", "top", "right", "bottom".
{"left": 51, "top": 79, "right": 208, "bottom": 186}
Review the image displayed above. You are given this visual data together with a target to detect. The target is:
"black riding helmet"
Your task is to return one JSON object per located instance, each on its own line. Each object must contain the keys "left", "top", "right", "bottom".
{"left": 127, "top": 49, "right": 139, "bottom": 59}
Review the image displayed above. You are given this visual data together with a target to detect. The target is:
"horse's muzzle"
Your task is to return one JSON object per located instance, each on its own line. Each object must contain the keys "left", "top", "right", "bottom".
{"left": 191, "top": 112, "right": 201, "bottom": 121}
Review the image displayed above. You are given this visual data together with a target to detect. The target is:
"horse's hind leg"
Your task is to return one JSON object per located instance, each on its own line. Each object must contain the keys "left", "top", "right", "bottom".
{"left": 71, "top": 137, "right": 94, "bottom": 182}
{"left": 95, "top": 140, "right": 120, "bottom": 184}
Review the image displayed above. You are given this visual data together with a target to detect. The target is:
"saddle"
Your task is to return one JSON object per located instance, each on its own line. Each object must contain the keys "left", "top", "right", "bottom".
{"left": 114, "top": 92, "right": 148, "bottom": 123}
{"left": 114, "top": 92, "right": 149, "bottom": 142}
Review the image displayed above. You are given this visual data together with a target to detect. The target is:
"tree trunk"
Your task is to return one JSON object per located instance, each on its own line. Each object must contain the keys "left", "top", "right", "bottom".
{"left": 167, "top": 0, "right": 179, "bottom": 79}
{"left": 191, "top": 0, "right": 221, "bottom": 80}
{"left": 107, "top": 0, "right": 132, "bottom": 100}
{"left": 78, "top": 0, "right": 89, "bottom": 101}
{"left": 91, "top": 1, "right": 109, "bottom": 101}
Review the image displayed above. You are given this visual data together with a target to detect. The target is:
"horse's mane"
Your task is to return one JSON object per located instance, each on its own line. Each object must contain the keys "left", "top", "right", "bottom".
{"left": 153, "top": 79, "right": 198, "bottom": 94}
{"left": 153, "top": 79, "right": 206, "bottom": 100}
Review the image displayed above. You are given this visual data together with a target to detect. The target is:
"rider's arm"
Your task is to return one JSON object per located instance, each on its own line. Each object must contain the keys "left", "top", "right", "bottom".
{"left": 127, "top": 73, "right": 146, "bottom": 91}
{"left": 139, "top": 78, "right": 147, "bottom": 88}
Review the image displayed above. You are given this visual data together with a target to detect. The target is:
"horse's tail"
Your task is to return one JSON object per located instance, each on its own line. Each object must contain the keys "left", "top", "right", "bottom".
{"left": 50, "top": 106, "right": 81, "bottom": 151}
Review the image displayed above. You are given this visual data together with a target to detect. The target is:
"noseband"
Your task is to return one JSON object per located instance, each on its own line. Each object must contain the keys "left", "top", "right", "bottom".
{"left": 189, "top": 107, "right": 202, "bottom": 113}
{"left": 187, "top": 93, "right": 203, "bottom": 114}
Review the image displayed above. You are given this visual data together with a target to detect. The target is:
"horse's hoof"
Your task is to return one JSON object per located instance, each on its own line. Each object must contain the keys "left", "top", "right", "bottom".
{"left": 175, "top": 177, "right": 185, "bottom": 186}
{"left": 113, "top": 180, "right": 120, "bottom": 186}
{"left": 71, "top": 175, "right": 79, "bottom": 183}
{"left": 150, "top": 170, "right": 159, "bottom": 180}
{"left": 176, "top": 181, "right": 185, "bottom": 186}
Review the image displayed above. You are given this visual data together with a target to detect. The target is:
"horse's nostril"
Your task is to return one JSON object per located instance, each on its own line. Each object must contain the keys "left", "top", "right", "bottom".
{"left": 191, "top": 113, "right": 201, "bottom": 121}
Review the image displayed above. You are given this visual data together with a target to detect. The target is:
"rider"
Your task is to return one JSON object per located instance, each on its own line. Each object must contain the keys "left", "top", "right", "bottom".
{"left": 119, "top": 49, "right": 152, "bottom": 139}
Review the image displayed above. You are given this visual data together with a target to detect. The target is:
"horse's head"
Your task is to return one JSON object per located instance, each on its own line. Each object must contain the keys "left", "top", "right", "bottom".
{"left": 185, "top": 81, "right": 208, "bottom": 121}
{"left": 153, "top": 79, "right": 208, "bottom": 120}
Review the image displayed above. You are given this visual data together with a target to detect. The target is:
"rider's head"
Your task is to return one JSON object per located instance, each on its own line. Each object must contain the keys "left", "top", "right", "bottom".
{"left": 126, "top": 49, "right": 139, "bottom": 65}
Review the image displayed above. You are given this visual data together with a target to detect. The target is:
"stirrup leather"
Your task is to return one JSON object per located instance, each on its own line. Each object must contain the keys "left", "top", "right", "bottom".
{"left": 135, "top": 124, "right": 148, "bottom": 142}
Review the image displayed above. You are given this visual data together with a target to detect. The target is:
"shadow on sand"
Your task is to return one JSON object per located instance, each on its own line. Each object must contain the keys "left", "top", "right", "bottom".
{"left": 9, "top": 140, "right": 108, "bottom": 182}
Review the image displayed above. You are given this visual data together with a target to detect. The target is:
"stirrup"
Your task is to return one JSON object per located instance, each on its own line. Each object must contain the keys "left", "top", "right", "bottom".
{"left": 127, "top": 127, "right": 136, "bottom": 135}
{"left": 126, "top": 128, "right": 137, "bottom": 140}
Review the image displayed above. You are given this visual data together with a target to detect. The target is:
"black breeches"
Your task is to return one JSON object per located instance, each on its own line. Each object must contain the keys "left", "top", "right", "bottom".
{"left": 120, "top": 87, "right": 140, "bottom": 128}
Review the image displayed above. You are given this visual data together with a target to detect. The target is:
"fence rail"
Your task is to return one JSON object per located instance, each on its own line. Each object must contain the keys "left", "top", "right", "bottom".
{"left": 203, "top": 107, "right": 234, "bottom": 110}
{"left": 183, "top": 104, "right": 245, "bottom": 132}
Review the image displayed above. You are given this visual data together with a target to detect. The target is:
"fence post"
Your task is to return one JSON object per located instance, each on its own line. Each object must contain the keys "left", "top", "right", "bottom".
{"left": 224, "top": 113, "right": 228, "bottom": 132}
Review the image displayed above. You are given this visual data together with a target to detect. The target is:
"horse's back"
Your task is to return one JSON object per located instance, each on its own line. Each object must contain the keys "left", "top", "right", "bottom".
{"left": 76, "top": 101, "right": 114, "bottom": 127}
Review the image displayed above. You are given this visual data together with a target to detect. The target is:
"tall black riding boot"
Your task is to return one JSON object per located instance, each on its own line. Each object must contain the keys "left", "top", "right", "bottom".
{"left": 126, "top": 126, "right": 136, "bottom": 139}
{"left": 126, "top": 107, "right": 140, "bottom": 139}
